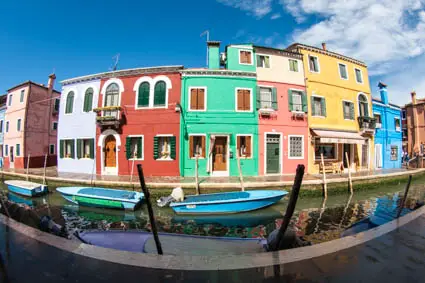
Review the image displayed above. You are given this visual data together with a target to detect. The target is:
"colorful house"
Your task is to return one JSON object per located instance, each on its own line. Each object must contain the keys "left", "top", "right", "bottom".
{"left": 372, "top": 82, "right": 402, "bottom": 169}
{"left": 3, "top": 74, "right": 59, "bottom": 169}
{"left": 254, "top": 46, "right": 308, "bottom": 175}
{"left": 0, "top": 95, "right": 7, "bottom": 166}
{"left": 58, "top": 77, "right": 100, "bottom": 174}
{"left": 287, "top": 43, "right": 375, "bottom": 174}
{"left": 179, "top": 42, "right": 258, "bottom": 177}
{"left": 94, "top": 66, "right": 183, "bottom": 176}
{"left": 404, "top": 91, "right": 425, "bottom": 157}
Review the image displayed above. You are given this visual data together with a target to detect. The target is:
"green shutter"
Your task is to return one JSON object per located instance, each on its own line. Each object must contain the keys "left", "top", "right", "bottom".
{"left": 256, "top": 86, "right": 261, "bottom": 109}
{"left": 271, "top": 88, "right": 278, "bottom": 110}
{"left": 137, "top": 137, "right": 143, "bottom": 159}
{"left": 311, "top": 96, "right": 315, "bottom": 116}
{"left": 154, "top": 81, "right": 166, "bottom": 106}
{"left": 16, "top": 144, "right": 20, "bottom": 156}
{"left": 77, "top": 139, "right": 82, "bottom": 159}
{"left": 70, "top": 140, "right": 75, "bottom": 159}
{"left": 60, "top": 140, "right": 64, "bottom": 158}
{"left": 288, "top": 89, "right": 293, "bottom": 111}
{"left": 89, "top": 139, "right": 94, "bottom": 159}
{"left": 170, "top": 136, "right": 176, "bottom": 160}
{"left": 321, "top": 98, "right": 327, "bottom": 117}
{"left": 66, "top": 92, "right": 74, "bottom": 114}
{"left": 153, "top": 137, "right": 159, "bottom": 160}
{"left": 126, "top": 137, "right": 131, "bottom": 160}
{"left": 349, "top": 103, "right": 354, "bottom": 119}
{"left": 302, "top": 91, "right": 307, "bottom": 113}
{"left": 87, "top": 92, "right": 93, "bottom": 111}
{"left": 138, "top": 82, "right": 150, "bottom": 107}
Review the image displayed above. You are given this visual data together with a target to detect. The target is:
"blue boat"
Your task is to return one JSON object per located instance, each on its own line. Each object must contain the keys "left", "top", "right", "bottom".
{"left": 56, "top": 187, "right": 144, "bottom": 210}
{"left": 169, "top": 190, "right": 287, "bottom": 215}
{"left": 7, "top": 192, "right": 38, "bottom": 207}
{"left": 76, "top": 230, "right": 266, "bottom": 255}
{"left": 4, "top": 180, "right": 48, "bottom": 197}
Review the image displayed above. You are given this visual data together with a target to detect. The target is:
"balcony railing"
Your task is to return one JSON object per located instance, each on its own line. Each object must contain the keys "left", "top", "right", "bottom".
{"left": 358, "top": 116, "right": 376, "bottom": 132}
{"left": 93, "top": 106, "right": 122, "bottom": 127}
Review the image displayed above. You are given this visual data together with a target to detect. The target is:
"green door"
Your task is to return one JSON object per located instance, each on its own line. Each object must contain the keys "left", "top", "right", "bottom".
{"left": 266, "top": 134, "right": 280, "bottom": 174}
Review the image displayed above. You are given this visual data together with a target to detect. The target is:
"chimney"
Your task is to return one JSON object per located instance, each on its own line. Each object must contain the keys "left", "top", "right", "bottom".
{"left": 378, "top": 81, "right": 388, "bottom": 105}
{"left": 322, "top": 42, "right": 327, "bottom": 51}
{"left": 48, "top": 73, "right": 56, "bottom": 90}
{"left": 411, "top": 91, "right": 417, "bottom": 105}
{"left": 207, "top": 41, "right": 220, "bottom": 69}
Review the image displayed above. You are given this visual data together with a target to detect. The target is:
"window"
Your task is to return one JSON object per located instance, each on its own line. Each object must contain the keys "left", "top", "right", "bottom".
{"left": 259, "top": 87, "right": 275, "bottom": 110}
{"left": 189, "top": 88, "right": 206, "bottom": 111}
{"left": 8, "top": 95, "right": 12, "bottom": 106}
{"left": 54, "top": 98, "right": 60, "bottom": 112}
{"left": 20, "top": 90, "right": 24, "bottom": 103}
{"left": 154, "top": 136, "right": 176, "bottom": 160}
{"left": 375, "top": 113, "right": 382, "bottom": 128}
{"left": 83, "top": 88, "right": 94, "bottom": 112}
{"left": 289, "top": 59, "right": 299, "bottom": 72}
{"left": 137, "top": 82, "right": 150, "bottom": 108}
{"left": 52, "top": 122, "right": 58, "bottom": 131}
{"left": 308, "top": 55, "right": 319, "bottom": 72}
{"left": 5, "top": 121, "right": 9, "bottom": 133}
{"left": 358, "top": 94, "right": 369, "bottom": 117}
{"left": 312, "top": 96, "right": 326, "bottom": 117}
{"left": 391, "top": 145, "right": 398, "bottom": 161}
{"left": 289, "top": 90, "right": 305, "bottom": 112}
{"left": 77, "top": 138, "right": 94, "bottom": 159}
{"left": 16, "top": 144, "right": 20, "bottom": 156}
{"left": 256, "top": 55, "right": 270, "bottom": 68}
{"left": 65, "top": 91, "right": 74, "bottom": 114}
{"left": 239, "top": 50, "right": 252, "bottom": 64}
{"left": 237, "top": 135, "right": 252, "bottom": 158}
{"left": 60, "top": 139, "right": 75, "bottom": 159}
{"left": 154, "top": 81, "right": 166, "bottom": 107}
{"left": 395, "top": 118, "right": 401, "bottom": 131}
{"left": 0, "top": 145, "right": 3, "bottom": 158}
{"left": 189, "top": 135, "right": 206, "bottom": 158}
{"left": 49, "top": 144, "right": 55, "bottom": 155}
{"left": 342, "top": 101, "right": 354, "bottom": 120}
{"left": 0, "top": 120, "right": 3, "bottom": 133}
{"left": 17, "top": 119, "right": 21, "bottom": 131}
{"left": 355, "top": 68, "right": 363, "bottom": 83}
{"left": 402, "top": 109, "right": 406, "bottom": 120}
{"left": 338, "top": 63, "right": 348, "bottom": 80}
{"left": 236, "top": 89, "right": 252, "bottom": 111}
{"left": 315, "top": 142, "right": 337, "bottom": 160}
{"left": 126, "top": 136, "right": 143, "bottom": 160}
{"left": 4, "top": 145, "right": 8, "bottom": 156}
{"left": 289, "top": 136, "right": 304, "bottom": 159}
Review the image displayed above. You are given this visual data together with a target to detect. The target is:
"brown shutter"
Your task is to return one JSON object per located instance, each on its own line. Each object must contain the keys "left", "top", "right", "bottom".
{"left": 246, "top": 52, "right": 251, "bottom": 64}
{"left": 245, "top": 136, "right": 252, "bottom": 157}
{"left": 189, "top": 136, "right": 194, "bottom": 158}
{"left": 237, "top": 90, "right": 244, "bottom": 110}
{"left": 197, "top": 89, "right": 205, "bottom": 110}
{"left": 240, "top": 51, "right": 246, "bottom": 64}
{"left": 201, "top": 136, "right": 206, "bottom": 157}
{"left": 243, "top": 90, "right": 250, "bottom": 110}
{"left": 190, "top": 89, "right": 198, "bottom": 110}
{"left": 237, "top": 136, "right": 241, "bottom": 155}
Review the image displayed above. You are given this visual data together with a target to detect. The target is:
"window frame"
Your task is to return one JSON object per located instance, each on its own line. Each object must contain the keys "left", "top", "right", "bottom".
{"left": 342, "top": 99, "right": 354, "bottom": 120}
{"left": 288, "top": 135, "right": 304, "bottom": 160}
{"left": 64, "top": 91, "right": 75, "bottom": 115}
{"left": 127, "top": 135, "right": 145, "bottom": 161}
{"left": 52, "top": 121, "right": 58, "bottom": 131}
{"left": 308, "top": 55, "right": 320, "bottom": 73}
{"left": 101, "top": 78, "right": 124, "bottom": 111}
{"left": 5, "top": 121, "right": 9, "bottom": 133}
{"left": 235, "top": 88, "right": 253, "bottom": 112}
{"left": 288, "top": 59, "right": 299, "bottom": 72}
{"left": 155, "top": 134, "right": 174, "bottom": 161}
{"left": 290, "top": 89, "right": 304, "bottom": 112}
{"left": 354, "top": 67, "right": 363, "bottom": 84}
{"left": 311, "top": 94, "right": 326, "bottom": 118}
{"left": 256, "top": 54, "right": 271, "bottom": 68}
{"left": 239, "top": 49, "right": 253, "bottom": 65}
{"left": 49, "top": 144, "right": 55, "bottom": 155}
{"left": 357, "top": 93, "right": 369, "bottom": 117}
{"left": 133, "top": 76, "right": 171, "bottom": 110}
{"left": 78, "top": 138, "right": 93, "bottom": 159}
{"left": 20, "top": 90, "right": 25, "bottom": 103}
{"left": 374, "top": 112, "right": 382, "bottom": 127}
{"left": 16, "top": 144, "right": 20, "bottom": 157}
{"left": 0, "top": 120, "right": 3, "bottom": 133}
{"left": 4, "top": 145, "right": 8, "bottom": 157}
{"left": 61, "top": 139, "right": 75, "bottom": 159}
{"left": 395, "top": 117, "right": 401, "bottom": 131}
{"left": 188, "top": 86, "right": 207, "bottom": 112}
{"left": 17, "top": 118, "right": 22, "bottom": 132}
{"left": 188, "top": 134, "right": 207, "bottom": 159}
{"left": 314, "top": 141, "right": 338, "bottom": 161}
{"left": 402, "top": 109, "right": 406, "bottom": 120}
{"left": 338, "top": 62, "right": 349, "bottom": 80}
{"left": 82, "top": 87, "right": 94, "bottom": 113}
{"left": 8, "top": 94, "right": 12, "bottom": 106}
{"left": 236, "top": 134, "right": 253, "bottom": 159}
{"left": 258, "top": 86, "right": 273, "bottom": 110}
{"left": 153, "top": 80, "right": 167, "bottom": 108}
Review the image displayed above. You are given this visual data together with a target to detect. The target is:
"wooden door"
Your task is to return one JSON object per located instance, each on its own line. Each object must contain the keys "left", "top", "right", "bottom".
{"left": 104, "top": 135, "right": 116, "bottom": 168}
{"left": 266, "top": 135, "right": 280, "bottom": 174}
{"left": 213, "top": 137, "right": 227, "bottom": 172}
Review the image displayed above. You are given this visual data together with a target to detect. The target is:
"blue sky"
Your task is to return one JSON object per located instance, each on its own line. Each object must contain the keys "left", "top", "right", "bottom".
{"left": 1, "top": 0, "right": 424, "bottom": 105}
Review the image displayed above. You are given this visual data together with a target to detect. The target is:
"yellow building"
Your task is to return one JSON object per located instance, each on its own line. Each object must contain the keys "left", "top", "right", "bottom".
{"left": 287, "top": 43, "right": 375, "bottom": 174}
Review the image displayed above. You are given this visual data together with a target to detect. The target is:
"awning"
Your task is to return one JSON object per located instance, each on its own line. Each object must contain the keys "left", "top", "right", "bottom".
{"left": 312, "top": 130, "right": 366, "bottom": 145}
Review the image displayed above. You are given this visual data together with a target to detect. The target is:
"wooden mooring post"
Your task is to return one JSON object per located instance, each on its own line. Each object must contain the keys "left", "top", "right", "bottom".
{"left": 26, "top": 154, "right": 31, "bottom": 181}
{"left": 320, "top": 153, "right": 327, "bottom": 198}
{"left": 345, "top": 152, "right": 353, "bottom": 194}
{"left": 397, "top": 175, "right": 412, "bottom": 218}
{"left": 236, "top": 152, "right": 245, "bottom": 192}
{"left": 130, "top": 149, "right": 137, "bottom": 191}
{"left": 195, "top": 155, "right": 200, "bottom": 195}
{"left": 136, "top": 164, "right": 163, "bottom": 255}
{"left": 42, "top": 154, "right": 48, "bottom": 187}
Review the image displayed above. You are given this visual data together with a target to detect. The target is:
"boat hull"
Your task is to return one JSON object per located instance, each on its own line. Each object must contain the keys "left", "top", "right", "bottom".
{"left": 6, "top": 183, "right": 47, "bottom": 197}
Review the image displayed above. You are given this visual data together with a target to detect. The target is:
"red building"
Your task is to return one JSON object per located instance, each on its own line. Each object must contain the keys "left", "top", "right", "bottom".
{"left": 94, "top": 66, "right": 183, "bottom": 176}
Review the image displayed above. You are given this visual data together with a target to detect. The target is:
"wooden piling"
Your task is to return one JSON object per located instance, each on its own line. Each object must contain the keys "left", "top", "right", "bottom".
{"left": 26, "top": 154, "right": 30, "bottom": 181}
{"left": 397, "top": 175, "right": 412, "bottom": 218}
{"left": 42, "top": 154, "right": 48, "bottom": 187}
{"left": 130, "top": 149, "right": 137, "bottom": 190}
{"left": 195, "top": 155, "right": 200, "bottom": 195}
{"left": 320, "top": 153, "right": 327, "bottom": 198}
{"left": 136, "top": 164, "right": 163, "bottom": 255}
{"left": 236, "top": 151, "right": 245, "bottom": 192}
{"left": 345, "top": 152, "right": 353, "bottom": 194}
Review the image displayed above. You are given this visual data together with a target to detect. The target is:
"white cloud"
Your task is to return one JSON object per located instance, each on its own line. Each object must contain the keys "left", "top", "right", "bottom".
{"left": 217, "top": 0, "right": 273, "bottom": 18}
{"left": 270, "top": 13, "right": 281, "bottom": 20}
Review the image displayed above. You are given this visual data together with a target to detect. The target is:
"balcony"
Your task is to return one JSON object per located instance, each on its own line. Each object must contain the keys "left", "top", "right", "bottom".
{"left": 358, "top": 116, "right": 376, "bottom": 133}
{"left": 93, "top": 106, "right": 123, "bottom": 128}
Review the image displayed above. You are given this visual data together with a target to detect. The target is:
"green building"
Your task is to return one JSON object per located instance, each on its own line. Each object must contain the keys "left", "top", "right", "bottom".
{"left": 179, "top": 42, "right": 258, "bottom": 177}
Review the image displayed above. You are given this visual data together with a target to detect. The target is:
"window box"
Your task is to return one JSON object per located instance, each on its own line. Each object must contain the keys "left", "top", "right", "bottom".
{"left": 259, "top": 108, "right": 275, "bottom": 116}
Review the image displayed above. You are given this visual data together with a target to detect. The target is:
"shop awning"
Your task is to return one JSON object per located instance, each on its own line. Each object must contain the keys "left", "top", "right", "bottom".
{"left": 312, "top": 130, "right": 366, "bottom": 145}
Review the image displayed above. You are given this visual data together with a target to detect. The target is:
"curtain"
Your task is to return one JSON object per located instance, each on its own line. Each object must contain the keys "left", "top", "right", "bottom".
{"left": 206, "top": 135, "right": 216, "bottom": 173}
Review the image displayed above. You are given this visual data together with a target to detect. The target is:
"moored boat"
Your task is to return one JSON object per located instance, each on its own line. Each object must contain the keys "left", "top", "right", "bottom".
{"left": 4, "top": 180, "right": 48, "bottom": 197}
{"left": 56, "top": 187, "right": 144, "bottom": 210}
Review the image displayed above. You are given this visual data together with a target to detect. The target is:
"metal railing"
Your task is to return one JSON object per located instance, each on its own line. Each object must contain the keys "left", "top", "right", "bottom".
{"left": 358, "top": 116, "right": 376, "bottom": 130}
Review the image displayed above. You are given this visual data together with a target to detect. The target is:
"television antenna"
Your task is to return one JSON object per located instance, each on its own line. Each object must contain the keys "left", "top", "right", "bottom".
{"left": 200, "top": 30, "right": 209, "bottom": 66}
{"left": 111, "top": 53, "right": 120, "bottom": 71}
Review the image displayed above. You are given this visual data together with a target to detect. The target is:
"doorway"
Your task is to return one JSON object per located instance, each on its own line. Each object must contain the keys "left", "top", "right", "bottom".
{"left": 266, "top": 134, "right": 281, "bottom": 174}
{"left": 9, "top": 146, "right": 14, "bottom": 168}
{"left": 375, "top": 144, "right": 382, "bottom": 169}
{"left": 104, "top": 135, "right": 116, "bottom": 170}
{"left": 212, "top": 136, "right": 228, "bottom": 176}
{"left": 343, "top": 144, "right": 351, "bottom": 169}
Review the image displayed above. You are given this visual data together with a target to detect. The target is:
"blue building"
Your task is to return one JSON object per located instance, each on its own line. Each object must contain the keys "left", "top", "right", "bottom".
{"left": 0, "top": 95, "right": 7, "bottom": 167}
{"left": 372, "top": 82, "right": 402, "bottom": 169}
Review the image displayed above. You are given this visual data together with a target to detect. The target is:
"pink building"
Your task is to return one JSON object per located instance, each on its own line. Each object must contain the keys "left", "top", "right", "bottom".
{"left": 3, "top": 74, "right": 60, "bottom": 169}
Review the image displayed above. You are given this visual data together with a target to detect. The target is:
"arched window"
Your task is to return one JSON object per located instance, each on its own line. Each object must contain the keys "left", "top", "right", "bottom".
{"left": 137, "top": 82, "right": 150, "bottom": 107}
{"left": 154, "top": 81, "right": 166, "bottom": 107}
{"left": 358, "top": 94, "right": 369, "bottom": 117}
{"left": 65, "top": 91, "right": 74, "bottom": 114}
{"left": 104, "top": 83, "right": 120, "bottom": 116}
{"left": 83, "top": 87, "right": 94, "bottom": 112}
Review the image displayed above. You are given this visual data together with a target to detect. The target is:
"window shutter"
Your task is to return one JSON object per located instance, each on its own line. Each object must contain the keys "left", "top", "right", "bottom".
{"left": 237, "top": 90, "right": 244, "bottom": 110}
{"left": 201, "top": 136, "right": 206, "bottom": 157}
{"left": 272, "top": 88, "right": 278, "bottom": 110}
{"left": 349, "top": 103, "right": 354, "bottom": 119}
{"left": 170, "top": 136, "right": 176, "bottom": 160}
{"left": 190, "top": 89, "right": 197, "bottom": 110}
{"left": 311, "top": 96, "right": 315, "bottom": 116}
{"left": 138, "top": 82, "right": 150, "bottom": 107}
{"left": 321, "top": 98, "right": 327, "bottom": 117}
{"left": 70, "top": 140, "right": 75, "bottom": 159}
{"left": 302, "top": 91, "right": 308, "bottom": 113}
{"left": 244, "top": 90, "right": 251, "bottom": 110}
{"left": 60, "top": 140, "right": 64, "bottom": 158}
{"left": 288, "top": 89, "right": 293, "bottom": 111}
{"left": 77, "top": 139, "right": 82, "bottom": 159}
{"left": 246, "top": 136, "right": 252, "bottom": 157}
{"left": 189, "top": 136, "right": 194, "bottom": 158}
{"left": 197, "top": 89, "right": 205, "bottom": 110}
{"left": 153, "top": 137, "right": 159, "bottom": 160}
{"left": 256, "top": 86, "right": 261, "bottom": 109}
{"left": 237, "top": 136, "right": 241, "bottom": 155}
{"left": 154, "top": 81, "right": 166, "bottom": 106}
{"left": 137, "top": 137, "right": 143, "bottom": 159}
{"left": 89, "top": 139, "right": 94, "bottom": 159}
{"left": 126, "top": 136, "right": 131, "bottom": 160}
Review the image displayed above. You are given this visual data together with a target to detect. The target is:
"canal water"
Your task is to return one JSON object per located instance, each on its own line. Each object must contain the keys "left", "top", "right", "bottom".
{"left": 1, "top": 176, "right": 425, "bottom": 244}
